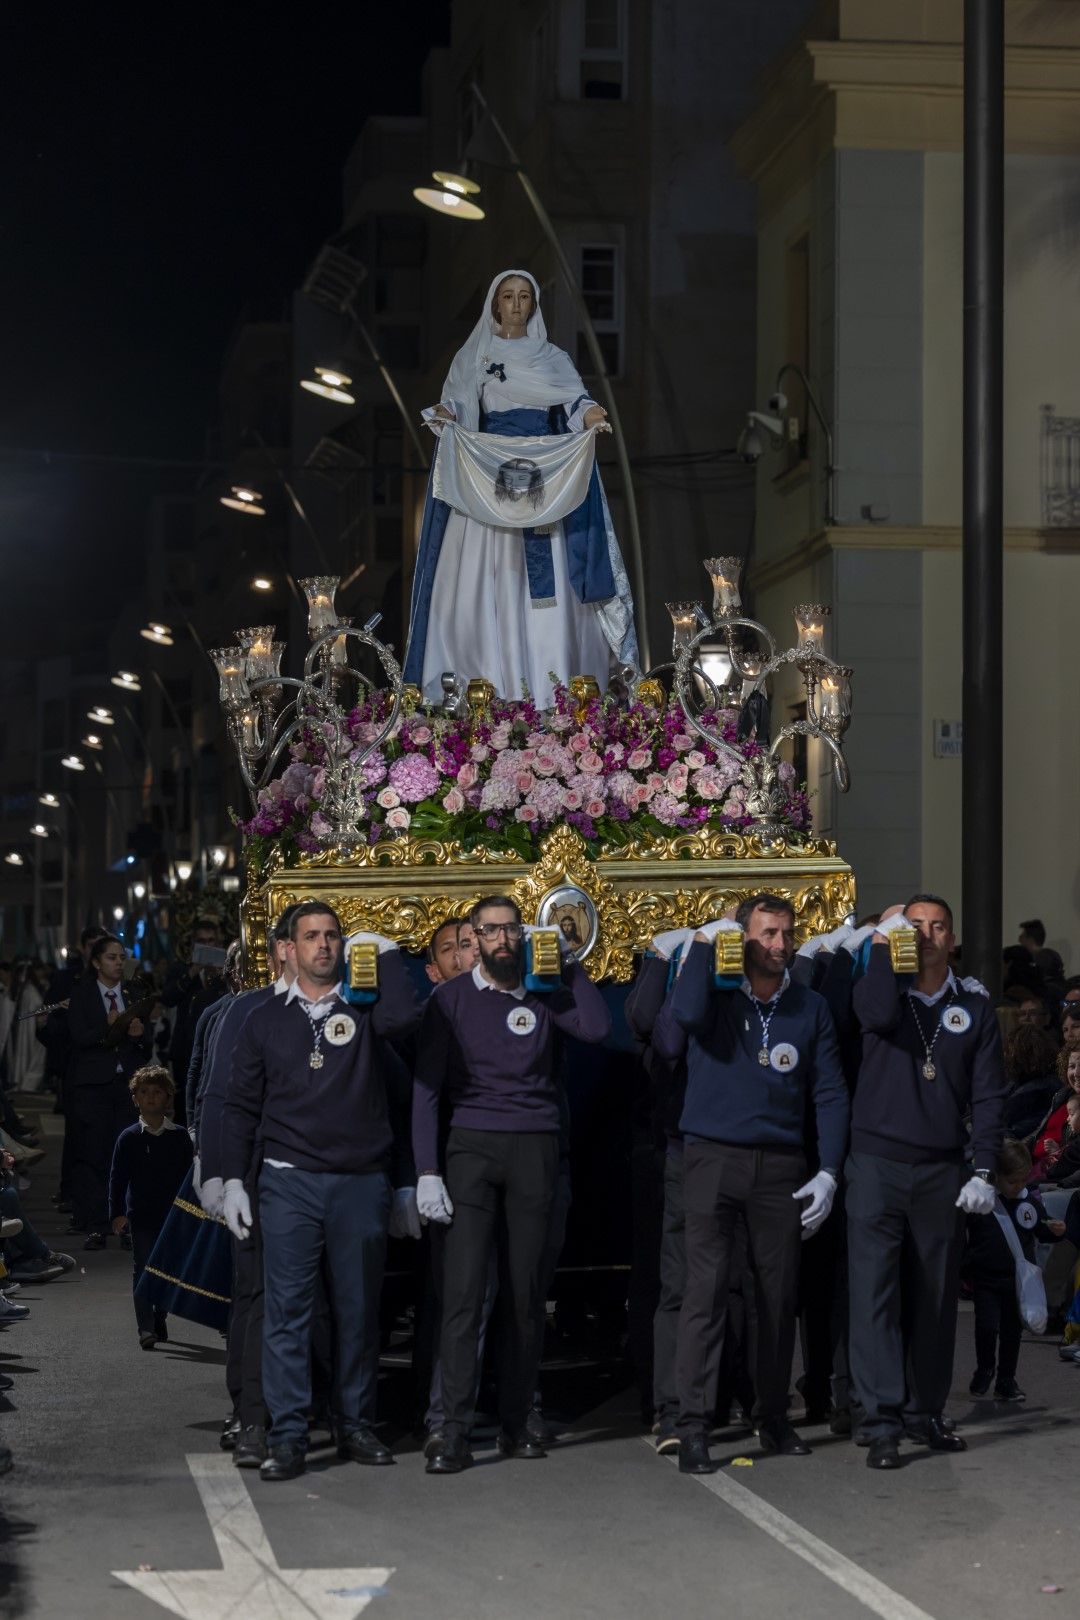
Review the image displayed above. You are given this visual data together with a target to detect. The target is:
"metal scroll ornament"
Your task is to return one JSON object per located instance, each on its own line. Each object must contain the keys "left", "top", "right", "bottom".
{"left": 672, "top": 560, "right": 854, "bottom": 847}
{"left": 210, "top": 580, "right": 403, "bottom": 850}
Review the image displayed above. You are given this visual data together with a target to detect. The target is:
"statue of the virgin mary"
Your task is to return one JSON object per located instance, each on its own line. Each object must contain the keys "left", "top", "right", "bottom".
{"left": 402, "top": 268, "right": 638, "bottom": 705}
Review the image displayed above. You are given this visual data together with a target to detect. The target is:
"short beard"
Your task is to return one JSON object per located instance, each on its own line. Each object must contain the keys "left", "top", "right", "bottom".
{"left": 479, "top": 939, "right": 523, "bottom": 987}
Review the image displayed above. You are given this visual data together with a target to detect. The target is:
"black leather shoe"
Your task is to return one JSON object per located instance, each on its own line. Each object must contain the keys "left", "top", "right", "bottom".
{"left": 219, "top": 1415, "right": 242, "bottom": 1452}
{"left": 234, "top": 1425, "right": 268, "bottom": 1468}
{"left": 82, "top": 1232, "right": 105, "bottom": 1251}
{"left": 260, "top": 1444, "right": 306, "bottom": 1482}
{"left": 337, "top": 1426, "right": 394, "bottom": 1465}
{"left": 757, "top": 1418, "right": 811, "bottom": 1456}
{"left": 525, "top": 1405, "right": 557, "bottom": 1447}
{"left": 867, "top": 1437, "right": 901, "bottom": 1469}
{"left": 678, "top": 1434, "right": 714, "bottom": 1474}
{"left": 0, "top": 1374, "right": 13, "bottom": 1391}
{"left": 139, "top": 1332, "right": 157, "bottom": 1351}
{"left": 426, "top": 1435, "right": 473, "bottom": 1474}
{"left": 908, "top": 1416, "right": 966, "bottom": 1453}
{"left": 423, "top": 1429, "right": 444, "bottom": 1459}
{"left": 829, "top": 1409, "right": 853, "bottom": 1437}
{"left": 496, "top": 1429, "right": 547, "bottom": 1459}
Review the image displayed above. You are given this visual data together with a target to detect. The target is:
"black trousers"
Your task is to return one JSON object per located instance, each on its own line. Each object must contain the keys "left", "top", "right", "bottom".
{"left": 972, "top": 1279, "right": 1022, "bottom": 1382}
{"left": 676, "top": 1141, "right": 805, "bottom": 1434}
{"left": 653, "top": 1147, "right": 685, "bottom": 1422}
{"left": 845, "top": 1151, "right": 965, "bottom": 1440}
{"left": 438, "top": 1127, "right": 559, "bottom": 1443}
{"left": 797, "top": 1188, "right": 851, "bottom": 1412}
{"left": 627, "top": 1142, "right": 664, "bottom": 1410}
{"left": 131, "top": 1222, "right": 167, "bottom": 1337}
{"left": 70, "top": 1079, "right": 133, "bottom": 1233}
{"left": 226, "top": 1178, "right": 267, "bottom": 1427}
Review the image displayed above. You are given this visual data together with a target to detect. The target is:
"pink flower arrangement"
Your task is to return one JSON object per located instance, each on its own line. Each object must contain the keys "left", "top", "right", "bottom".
{"left": 239, "top": 683, "right": 811, "bottom": 865}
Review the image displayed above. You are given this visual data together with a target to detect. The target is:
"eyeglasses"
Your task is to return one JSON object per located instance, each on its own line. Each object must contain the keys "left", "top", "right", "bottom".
{"left": 476, "top": 923, "right": 524, "bottom": 942}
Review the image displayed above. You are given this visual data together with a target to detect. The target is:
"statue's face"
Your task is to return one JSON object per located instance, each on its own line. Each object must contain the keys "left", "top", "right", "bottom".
{"left": 493, "top": 276, "right": 535, "bottom": 331}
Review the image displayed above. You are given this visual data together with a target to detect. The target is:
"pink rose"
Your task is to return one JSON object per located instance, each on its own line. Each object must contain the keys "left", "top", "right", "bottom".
{"left": 627, "top": 749, "right": 651, "bottom": 771}
{"left": 515, "top": 771, "right": 535, "bottom": 794}
{"left": 386, "top": 806, "right": 412, "bottom": 831}
{"left": 586, "top": 797, "right": 606, "bottom": 818}
{"left": 673, "top": 733, "right": 694, "bottom": 753}
{"left": 410, "top": 725, "right": 433, "bottom": 745}
{"left": 520, "top": 748, "right": 538, "bottom": 765}
{"left": 666, "top": 763, "right": 690, "bottom": 794}
{"left": 562, "top": 788, "right": 583, "bottom": 811}
{"left": 578, "top": 750, "right": 604, "bottom": 776}
{"left": 489, "top": 723, "right": 512, "bottom": 750}
{"left": 647, "top": 773, "right": 666, "bottom": 793}
{"left": 470, "top": 743, "right": 490, "bottom": 762}
{"left": 457, "top": 761, "right": 479, "bottom": 790}
{"left": 548, "top": 712, "right": 574, "bottom": 732}
{"left": 442, "top": 787, "right": 465, "bottom": 814}
{"left": 515, "top": 804, "right": 539, "bottom": 823}
{"left": 686, "top": 751, "right": 706, "bottom": 770}
{"left": 376, "top": 787, "right": 401, "bottom": 810}
{"left": 534, "top": 752, "right": 560, "bottom": 777}
{"left": 569, "top": 733, "right": 591, "bottom": 754}
{"left": 634, "top": 781, "right": 655, "bottom": 804}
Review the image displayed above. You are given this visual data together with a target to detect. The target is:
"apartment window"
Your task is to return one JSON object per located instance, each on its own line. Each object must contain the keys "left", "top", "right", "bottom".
{"left": 580, "top": 0, "right": 624, "bottom": 100}
{"left": 575, "top": 244, "right": 622, "bottom": 378}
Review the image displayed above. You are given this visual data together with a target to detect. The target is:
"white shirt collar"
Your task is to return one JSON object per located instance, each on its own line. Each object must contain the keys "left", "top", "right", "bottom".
{"left": 286, "top": 979, "right": 344, "bottom": 1018}
{"left": 908, "top": 969, "right": 957, "bottom": 1007}
{"left": 138, "top": 1117, "right": 182, "bottom": 1135}
{"left": 273, "top": 975, "right": 289, "bottom": 996}
{"left": 738, "top": 969, "right": 790, "bottom": 1006}
{"left": 472, "top": 962, "right": 527, "bottom": 1001}
{"left": 99, "top": 979, "right": 125, "bottom": 1008}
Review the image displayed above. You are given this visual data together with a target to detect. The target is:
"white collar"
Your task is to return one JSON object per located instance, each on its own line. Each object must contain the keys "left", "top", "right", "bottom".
{"left": 738, "top": 969, "right": 790, "bottom": 1007}
{"left": 286, "top": 979, "right": 344, "bottom": 1008}
{"left": 273, "top": 975, "right": 289, "bottom": 996}
{"left": 138, "top": 1117, "right": 181, "bottom": 1135}
{"left": 908, "top": 969, "right": 957, "bottom": 1007}
{"left": 472, "top": 963, "right": 527, "bottom": 1001}
{"left": 98, "top": 979, "right": 124, "bottom": 1001}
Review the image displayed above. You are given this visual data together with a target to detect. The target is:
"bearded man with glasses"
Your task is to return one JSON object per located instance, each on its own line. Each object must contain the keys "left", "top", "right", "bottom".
{"left": 413, "top": 894, "right": 611, "bottom": 1474}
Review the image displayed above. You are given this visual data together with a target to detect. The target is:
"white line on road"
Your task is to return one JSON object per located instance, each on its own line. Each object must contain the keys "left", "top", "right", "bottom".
{"left": 112, "top": 1454, "right": 393, "bottom": 1619}
{"left": 652, "top": 1446, "right": 938, "bottom": 1620}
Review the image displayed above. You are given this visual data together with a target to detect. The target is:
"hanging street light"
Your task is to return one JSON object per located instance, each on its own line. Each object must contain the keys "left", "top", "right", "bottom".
{"left": 220, "top": 485, "right": 266, "bottom": 516}
{"left": 299, "top": 366, "right": 356, "bottom": 404}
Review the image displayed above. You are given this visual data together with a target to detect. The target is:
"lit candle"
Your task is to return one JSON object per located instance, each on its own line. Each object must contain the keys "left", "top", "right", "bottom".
{"left": 794, "top": 603, "right": 830, "bottom": 651}
{"left": 703, "top": 556, "right": 743, "bottom": 617}
{"left": 819, "top": 677, "right": 842, "bottom": 723}
{"left": 666, "top": 601, "right": 702, "bottom": 658}
{"left": 299, "top": 576, "right": 341, "bottom": 639}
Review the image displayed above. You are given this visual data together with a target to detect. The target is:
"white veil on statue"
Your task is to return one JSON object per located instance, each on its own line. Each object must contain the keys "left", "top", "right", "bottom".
{"left": 439, "top": 269, "right": 586, "bottom": 428}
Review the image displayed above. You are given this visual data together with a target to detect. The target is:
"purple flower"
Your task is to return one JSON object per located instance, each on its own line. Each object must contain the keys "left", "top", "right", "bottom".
{"left": 388, "top": 752, "right": 441, "bottom": 804}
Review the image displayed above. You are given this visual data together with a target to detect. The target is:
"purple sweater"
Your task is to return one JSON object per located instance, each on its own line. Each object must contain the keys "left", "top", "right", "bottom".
{"left": 412, "top": 963, "right": 611, "bottom": 1174}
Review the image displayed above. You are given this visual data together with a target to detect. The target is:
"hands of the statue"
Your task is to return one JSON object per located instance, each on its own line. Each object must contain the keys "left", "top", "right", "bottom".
{"left": 583, "top": 404, "right": 610, "bottom": 431}
{"left": 433, "top": 404, "right": 456, "bottom": 421}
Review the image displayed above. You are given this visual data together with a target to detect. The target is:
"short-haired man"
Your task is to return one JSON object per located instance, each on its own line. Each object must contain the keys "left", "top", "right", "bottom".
{"left": 414, "top": 895, "right": 611, "bottom": 1474}
{"left": 456, "top": 919, "right": 480, "bottom": 973}
{"left": 848, "top": 894, "right": 1007, "bottom": 1469}
{"left": 655, "top": 893, "right": 850, "bottom": 1473}
{"left": 425, "top": 920, "right": 464, "bottom": 986}
{"left": 220, "top": 902, "right": 422, "bottom": 1481}
{"left": 1016, "top": 994, "right": 1053, "bottom": 1031}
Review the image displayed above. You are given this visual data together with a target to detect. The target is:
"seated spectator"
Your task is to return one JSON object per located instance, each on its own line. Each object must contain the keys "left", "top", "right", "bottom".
{"left": 1003, "top": 1025, "right": 1061, "bottom": 1139}
{"left": 1016, "top": 994, "right": 1056, "bottom": 1035}
{"left": 1063, "top": 1000, "right": 1080, "bottom": 1054}
{"left": 1002, "top": 946, "right": 1044, "bottom": 1004}
{"left": 1040, "top": 1093, "right": 1080, "bottom": 1187}
{"left": 1031, "top": 1047, "right": 1080, "bottom": 1167}
{"left": 0, "top": 1149, "right": 75, "bottom": 1283}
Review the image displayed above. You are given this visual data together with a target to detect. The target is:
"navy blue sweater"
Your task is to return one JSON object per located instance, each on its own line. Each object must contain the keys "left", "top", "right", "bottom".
{"left": 851, "top": 945, "right": 1007, "bottom": 1173}
{"left": 197, "top": 986, "right": 276, "bottom": 1179}
{"left": 222, "top": 956, "right": 421, "bottom": 1182}
{"left": 412, "top": 962, "right": 611, "bottom": 1175}
{"left": 625, "top": 953, "right": 687, "bottom": 1146}
{"left": 108, "top": 1122, "right": 193, "bottom": 1230}
{"left": 655, "top": 940, "right": 849, "bottom": 1169}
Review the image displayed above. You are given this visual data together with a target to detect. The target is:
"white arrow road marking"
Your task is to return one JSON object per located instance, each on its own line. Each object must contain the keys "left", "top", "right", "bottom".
{"left": 112, "top": 1454, "right": 393, "bottom": 1619}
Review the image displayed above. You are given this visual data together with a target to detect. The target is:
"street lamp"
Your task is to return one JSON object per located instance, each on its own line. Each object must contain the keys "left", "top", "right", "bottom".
{"left": 29, "top": 824, "right": 49, "bottom": 839}
{"left": 176, "top": 861, "right": 193, "bottom": 883}
{"left": 411, "top": 79, "right": 649, "bottom": 664}
{"left": 112, "top": 905, "right": 124, "bottom": 922}
{"left": 61, "top": 754, "right": 85, "bottom": 772}
{"left": 140, "top": 623, "right": 174, "bottom": 647}
{"left": 299, "top": 366, "right": 356, "bottom": 405}
{"left": 87, "top": 705, "right": 115, "bottom": 726}
{"left": 112, "top": 671, "right": 141, "bottom": 693}
{"left": 5, "top": 853, "right": 24, "bottom": 867}
{"left": 252, "top": 576, "right": 273, "bottom": 592}
{"left": 82, "top": 733, "right": 104, "bottom": 751}
{"left": 220, "top": 485, "right": 266, "bottom": 516}
{"left": 132, "top": 882, "right": 146, "bottom": 900}
{"left": 39, "top": 792, "right": 60, "bottom": 809}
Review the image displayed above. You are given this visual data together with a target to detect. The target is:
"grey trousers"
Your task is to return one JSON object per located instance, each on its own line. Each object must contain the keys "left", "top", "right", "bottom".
{"left": 845, "top": 1151, "right": 965, "bottom": 1440}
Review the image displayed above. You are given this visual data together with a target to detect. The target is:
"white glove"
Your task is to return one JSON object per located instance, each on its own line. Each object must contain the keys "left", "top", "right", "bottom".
{"left": 199, "top": 1175, "right": 225, "bottom": 1219}
{"left": 388, "top": 1185, "right": 422, "bottom": 1240}
{"left": 793, "top": 1170, "right": 837, "bottom": 1235}
{"left": 222, "top": 1179, "right": 253, "bottom": 1241}
{"left": 651, "top": 927, "right": 694, "bottom": 961}
{"left": 797, "top": 925, "right": 851, "bottom": 960}
{"left": 417, "top": 1174, "right": 454, "bottom": 1225}
{"left": 960, "top": 975, "right": 990, "bottom": 999}
{"left": 956, "top": 1174, "right": 996, "bottom": 1215}
{"left": 345, "top": 930, "right": 398, "bottom": 955}
{"left": 845, "top": 923, "right": 877, "bottom": 951}
{"left": 874, "top": 911, "right": 913, "bottom": 937}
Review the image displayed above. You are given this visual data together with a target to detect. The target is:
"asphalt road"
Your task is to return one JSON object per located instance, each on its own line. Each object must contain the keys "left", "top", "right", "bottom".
{"left": 2, "top": 1102, "right": 1078, "bottom": 1620}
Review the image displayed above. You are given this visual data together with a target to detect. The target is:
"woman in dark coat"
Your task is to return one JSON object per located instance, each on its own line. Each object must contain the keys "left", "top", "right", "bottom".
{"left": 66, "top": 935, "right": 152, "bottom": 1249}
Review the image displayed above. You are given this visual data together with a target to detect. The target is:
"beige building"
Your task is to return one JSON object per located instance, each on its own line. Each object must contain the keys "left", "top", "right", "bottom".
{"left": 734, "top": 0, "right": 1080, "bottom": 954}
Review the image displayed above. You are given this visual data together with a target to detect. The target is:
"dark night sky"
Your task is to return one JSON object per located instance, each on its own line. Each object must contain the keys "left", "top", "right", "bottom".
{"left": 0, "top": 5, "right": 450, "bottom": 660}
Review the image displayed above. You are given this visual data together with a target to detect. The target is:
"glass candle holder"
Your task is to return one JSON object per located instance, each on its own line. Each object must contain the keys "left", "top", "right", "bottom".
{"left": 329, "top": 617, "right": 354, "bottom": 667}
{"left": 209, "top": 647, "right": 251, "bottom": 713}
{"left": 793, "top": 603, "right": 830, "bottom": 652}
{"left": 703, "top": 556, "right": 742, "bottom": 617}
{"left": 235, "top": 625, "right": 275, "bottom": 677}
{"left": 666, "top": 601, "right": 701, "bottom": 658}
{"left": 299, "top": 576, "right": 341, "bottom": 639}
